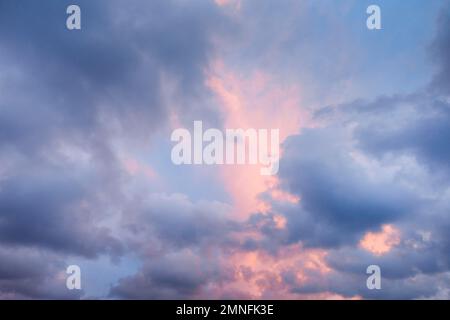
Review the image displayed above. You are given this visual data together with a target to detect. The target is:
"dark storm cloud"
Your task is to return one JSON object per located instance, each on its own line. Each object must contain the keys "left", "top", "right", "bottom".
{"left": 0, "top": 0, "right": 226, "bottom": 88}
{"left": 261, "top": 93, "right": 450, "bottom": 298}
{"left": 123, "top": 193, "right": 237, "bottom": 249}
{"left": 0, "top": 0, "right": 230, "bottom": 298}
{"left": 260, "top": 4, "right": 450, "bottom": 249}
{"left": 357, "top": 5, "right": 450, "bottom": 173}
{"left": 286, "top": 238, "right": 450, "bottom": 299}
{"left": 109, "top": 193, "right": 242, "bottom": 299}
{"left": 326, "top": 242, "right": 447, "bottom": 282}
{"left": 289, "top": 267, "right": 447, "bottom": 300}
{"left": 274, "top": 127, "right": 419, "bottom": 248}
{"left": 0, "top": 166, "right": 123, "bottom": 257}
{"left": 0, "top": 0, "right": 228, "bottom": 149}
{"left": 0, "top": 0, "right": 449, "bottom": 300}
{"left": 239, "top": 4, "right": 450, "bottom": 299}
{"left": 102, "top": 1, "right": 450, "bottom": 300}
{"left": 0, "top": 246, "right": 82, "bottom": 299}
{"left": 109, "top": 249, "right": 231, "bottom": 299}
{"left": 0, "top": 0, "right": 229, "bottom": 237}
{"left": 265, "top": 92, "right": 450, "bottom": 297}
{"left": 345, "top": 94, "right": 450, "bottom": 175}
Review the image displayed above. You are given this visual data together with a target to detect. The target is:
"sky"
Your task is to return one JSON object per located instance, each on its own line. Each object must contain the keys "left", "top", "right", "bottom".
{"left": 0, "top": 0, "right": 450, "bottom": 299}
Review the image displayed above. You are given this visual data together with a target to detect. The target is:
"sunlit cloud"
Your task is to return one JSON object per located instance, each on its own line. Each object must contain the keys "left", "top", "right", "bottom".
{"left": 206, "top": 59, "right": 307, "bottom": 219}
{"left": 359, "top": 225, "right": 401, "bottom": 256}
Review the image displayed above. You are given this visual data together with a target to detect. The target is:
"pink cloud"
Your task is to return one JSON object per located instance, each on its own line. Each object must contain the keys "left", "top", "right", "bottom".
{"left": 214, "top": 0, "right": 242, "bottom": 11}
{"left": 359, "top": 224, "right": 401, "bottom": 256}
{"left": 205, "top": 59, "right": 308, "bottom": 219}
{"left": 193, "top": 244, "right": 363, "bottom": 300}
{"left": 122, "top": 156, "right": 157, "bottom": 180}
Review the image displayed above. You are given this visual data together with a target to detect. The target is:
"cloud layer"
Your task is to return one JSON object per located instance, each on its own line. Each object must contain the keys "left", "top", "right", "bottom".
{"left": 0, "top": 0, "right": 449, "bottom": 299}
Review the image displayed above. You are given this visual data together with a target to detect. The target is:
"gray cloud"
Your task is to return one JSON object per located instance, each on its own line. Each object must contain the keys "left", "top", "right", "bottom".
{"left": 0, "top": 0, "right": 230, "bottom": 298}
{"left": 0, "top": 246, "right": 82, "bottom": 299}
{"left": 1, "top": 0, "right": 450, "bottom": 300}
{"left": 274, "top": 126, "right": 419, "bottom": 248}
{"left": 0, "top": 166, "right": 123, "bottom": 258}
{"left": 109, "top": 193, "right": 239, "bottom": 299}
{"left": 123, "top": 193, "right": 237, "bottom": 250}
{"left": 243, "top": 4, "right": 450, "bottom": 299}
{"left": 430, "top": 4, "right": 450, "bottom": 95}
{"left": 110, "top": 249, "right": 232, "bottom": 299}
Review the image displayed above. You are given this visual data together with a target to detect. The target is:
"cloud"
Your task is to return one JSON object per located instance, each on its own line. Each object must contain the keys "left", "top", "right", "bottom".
{"left": 241, "top": 4, "right": 450, "bottom": 299}
{"left": 0, "top": 0, "right": 230, "bottom": 147}
{"left": 430, "top": 4, "right": 450, "bottom": 95}
{"left": 0, "top": 246, "right": 82, "bottom": 299}
{"left": 122, "top": 193, "right": 236, "bottom": 250}
{"left": 1, "top": 0, "right": 450, "bottom": 300}
{"left": 110, "top": 249, "right": 232, "bottom": 299}
{"left": 0, "top": 164, "right": 123, "bottom": 258}
{"left": 347, "top": 94, "right": 450, "bottom": 175}
{"left": 110, "top": 193, "right": 240, "bottom": 299}
{"left": 106, "top": 2, "right": 450, "bottom": 300}
{"left": 273, "top": 126, "right": 419, "bottom": 248}
{"left": 0, "top": 0, "right": 230, "bottom": 298}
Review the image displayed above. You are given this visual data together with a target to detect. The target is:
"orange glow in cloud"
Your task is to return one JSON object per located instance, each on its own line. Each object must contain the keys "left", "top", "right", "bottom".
{"left": 270, "top": 188, "right": 300, "bottom": 204}
{"left": 205, "top": 245, "right": 345, "bottom": 299}
{"left": 359, "top": 224, "right": 401, "bottom": 256}
{"left": 228, "top": 246, "right": 330, "bottom": 299}
{"left": 192, "top": 60, "right": 336, "bottom": 299}
{"left": 206, "top": 59, "right": 308, "bottom": 219}
{"left": 189, "top": 244, "right": 362, "bottom": 300}
{"left": 273, "top": 214, "right": 287, "bottom": 229}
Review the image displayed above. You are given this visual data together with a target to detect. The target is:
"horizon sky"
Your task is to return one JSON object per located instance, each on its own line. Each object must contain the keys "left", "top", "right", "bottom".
{"left": 1, "top": 0, "right": 450, "bottom": 299}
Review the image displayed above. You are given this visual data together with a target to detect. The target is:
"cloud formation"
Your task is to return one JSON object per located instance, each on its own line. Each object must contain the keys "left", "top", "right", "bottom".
{"left": 0, "top": 0, "right": 449, "bottom": 299}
